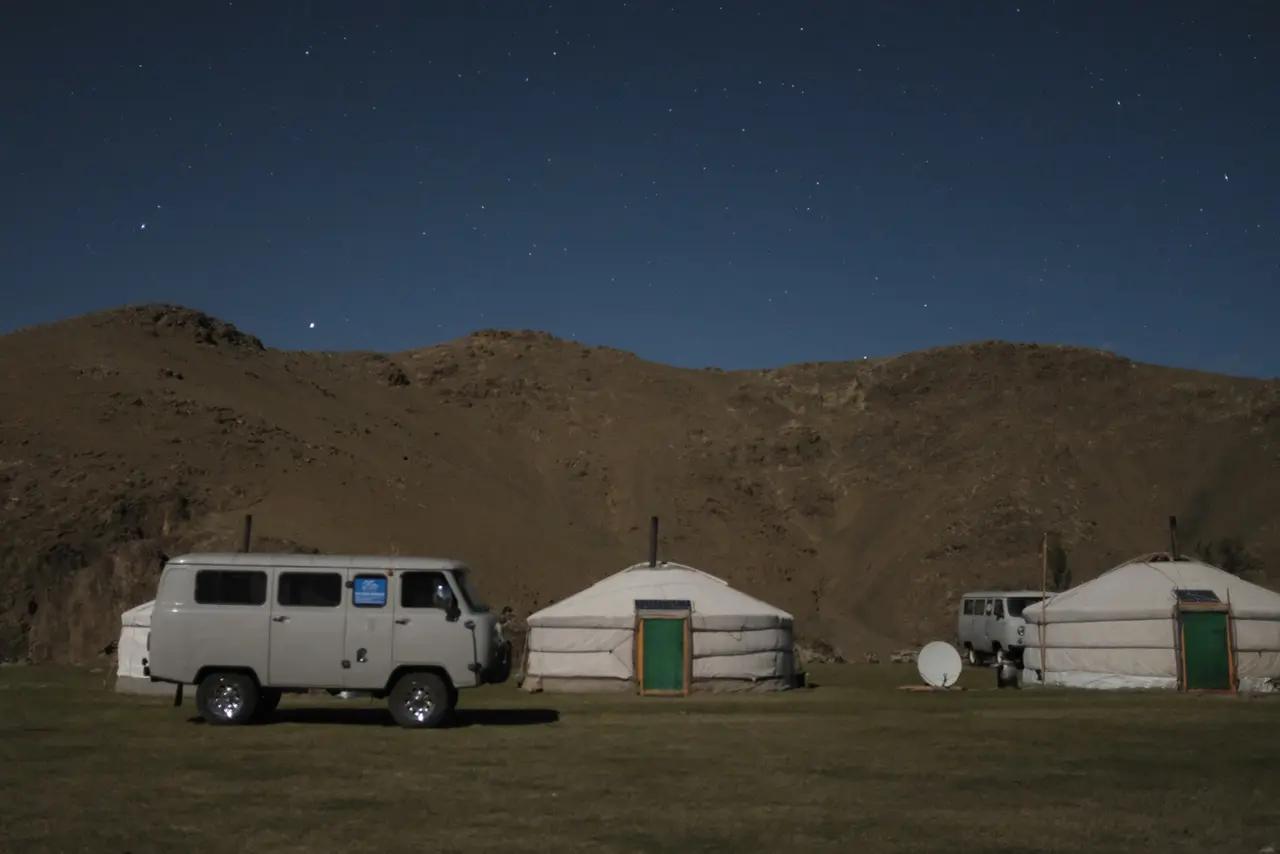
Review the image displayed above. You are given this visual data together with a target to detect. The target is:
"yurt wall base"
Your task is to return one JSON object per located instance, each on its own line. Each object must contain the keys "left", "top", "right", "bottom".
{"left": 115, "top": 675, "right": 184, "bottom": 696}
{"left": 522, "top": 675, "right": 796, "bottom": 694}
{"left": 1019, "top": 669, "right": 1177, "bottom": 690}
{"left": 1020, "top": 666, "right": 1280, "bottom": 693}
{"left": 522, "top": 676, "right": 634, "bottom": 693}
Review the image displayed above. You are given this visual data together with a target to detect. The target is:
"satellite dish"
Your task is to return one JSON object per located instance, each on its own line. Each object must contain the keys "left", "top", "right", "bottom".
{"left": 917, "top": 641, "right": 963, "bottom": 689}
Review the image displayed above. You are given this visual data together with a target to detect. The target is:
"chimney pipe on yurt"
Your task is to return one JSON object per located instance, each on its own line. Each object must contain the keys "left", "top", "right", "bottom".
{"left": 1168, "top": 515, "right": 1179, "bottom": 560}
{"left": 648, "top": 516, "right": 659, "bottom": 567}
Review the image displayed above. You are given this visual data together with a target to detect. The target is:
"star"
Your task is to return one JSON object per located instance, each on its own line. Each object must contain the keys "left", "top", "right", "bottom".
{"left": 139, "top": 223, "right": 147, "bottom": 231}
{"left": 308, "top": 322, "right": 316, "bottom": 329}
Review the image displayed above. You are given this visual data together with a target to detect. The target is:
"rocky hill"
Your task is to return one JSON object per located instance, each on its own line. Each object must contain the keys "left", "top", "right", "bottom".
{"left": 2, "top": 304, "right": 1277, "bottom": 664}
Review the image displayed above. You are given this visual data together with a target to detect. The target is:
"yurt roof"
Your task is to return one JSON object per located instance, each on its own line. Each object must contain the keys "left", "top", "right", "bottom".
{"left": 1022, "top": 556, "right": 1280, "bottom": 623}
{"left": 120, "top": 600, "right": 155, "bottom": 627}
{"left": 527, "top": 562, "right": 792, "bottom": 629}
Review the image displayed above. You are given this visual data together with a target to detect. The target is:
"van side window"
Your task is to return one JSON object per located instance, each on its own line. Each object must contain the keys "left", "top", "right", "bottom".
{"left": 194, "top": 570, "right": 267, "bottom": 605}
{"left": 278, "top": 572, "right": 342, "bottom": 607}
{"left": 962, "top": 600, "right": 973, "bottom": 615}
{"left": 983, "top": 600, "right": 993, "bottom": 616}
{"left": 993, "top": 599, "right": 1005, "bottom": 618}
{"left": 401, "top": 572, "right": 455, "bottom": 610}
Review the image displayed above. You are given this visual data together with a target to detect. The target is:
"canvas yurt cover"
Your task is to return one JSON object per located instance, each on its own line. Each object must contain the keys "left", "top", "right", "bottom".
{"left": 1021, "top": 554, "right": 1280, "bottom": 692}
{"left": 115, "top": 601, "right": 166, "bottom": 694}
{"left": 521, "top": 562, "right": 795, "bottom": 694}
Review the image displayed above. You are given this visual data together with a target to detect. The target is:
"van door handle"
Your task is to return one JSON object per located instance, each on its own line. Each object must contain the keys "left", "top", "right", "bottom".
{"left": 394, "top": 618, "right": 410, "bottom": 625}
{"left": 272, "top": 616, "right": 289, "bottom": 623}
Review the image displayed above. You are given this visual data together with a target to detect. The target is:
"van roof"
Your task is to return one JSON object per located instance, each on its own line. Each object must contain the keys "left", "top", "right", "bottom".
{"left": 166, "top": 553, "right": 469, "bottom": 571}
{"left": 961, "top": 590, "right": 1047, "bottom": 599}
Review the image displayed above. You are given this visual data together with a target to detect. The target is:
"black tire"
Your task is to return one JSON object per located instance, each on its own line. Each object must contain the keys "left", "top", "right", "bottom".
{"left": 966, "top": 646, "right": 979, "bottom": 666}
{"left": 388, "top": 672, "right": 451, "bottom": 729}
{"left": 196, "top": 671, "right": 258, "bottom": 725}
{"left": 254, "top": 688, "right": 282, "bottom": 721}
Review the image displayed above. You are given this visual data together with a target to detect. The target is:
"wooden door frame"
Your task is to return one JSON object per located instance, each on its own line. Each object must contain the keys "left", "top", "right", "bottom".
{"left": 634, "top": 609, "right": 692, "bottom": 697}
{"left": 1175, "top": 603, "right": 1237, "bottom": 693}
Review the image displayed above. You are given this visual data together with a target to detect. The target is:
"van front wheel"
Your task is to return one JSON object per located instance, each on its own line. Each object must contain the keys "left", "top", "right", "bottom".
{"left": 196, "top": 672, "right": 258, "bottom": 725}
{"left": 388, "top": 672, "right": 451, "bottom": 729}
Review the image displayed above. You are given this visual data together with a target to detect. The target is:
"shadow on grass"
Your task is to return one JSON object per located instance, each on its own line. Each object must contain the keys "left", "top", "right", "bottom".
{"left": 186, "top": 707, "right": 560, "bottom": 728}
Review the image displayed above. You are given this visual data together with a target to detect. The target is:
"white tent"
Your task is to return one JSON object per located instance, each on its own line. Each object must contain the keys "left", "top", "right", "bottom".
{"left": 1021, "top": 554, "right": 1280, "bottom": 692}
{"left": 116, "top": 601, "right": 164, "bottom": 694}
{"left": 521, "top": 562, "right": 796, "bottom": 694}
{"left": 116, "top": 600, "right": 194, "bottom": 696}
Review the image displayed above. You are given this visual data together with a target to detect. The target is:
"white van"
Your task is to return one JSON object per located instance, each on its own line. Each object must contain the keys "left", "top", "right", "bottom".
{"left": 956, "top": 590, "right": 1046, "bottom": 666}
{"left": 147, "top": 553, "right": 510, "bottom": 728}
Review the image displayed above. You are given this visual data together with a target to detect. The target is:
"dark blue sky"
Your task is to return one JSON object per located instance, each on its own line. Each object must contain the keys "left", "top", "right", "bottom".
{"left": 3, "top": 2, "right": 1277, "bottom": 376}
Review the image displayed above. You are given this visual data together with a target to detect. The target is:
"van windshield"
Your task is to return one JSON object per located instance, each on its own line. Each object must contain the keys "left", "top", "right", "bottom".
{"left": 1007, "top": 597, "right": 1042, "bottom": 618}
{"left": 453, "top": 569, "right": 489, "bottom": 612}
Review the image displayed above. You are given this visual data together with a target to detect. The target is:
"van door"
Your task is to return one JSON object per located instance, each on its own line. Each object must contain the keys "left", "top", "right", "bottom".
{"left": 344, "top": 571, "right": 394, "bottom": 690}
{"left": 960, "top": 598, "right": 978, "bottom": 649}
{"left": 268, "top": 570, "right": 347, "bottom": 688}
{"left": 990, "top": 598, "right": 1006, "bottom": 649}
{"left": 980, "top": 599, "right": 994, "bottom": 651}
{"left": 391, "top": 570, "right": 478, "bottom": 687}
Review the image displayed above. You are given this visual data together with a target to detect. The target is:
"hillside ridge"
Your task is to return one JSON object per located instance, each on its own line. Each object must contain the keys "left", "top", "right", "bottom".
{"left": 2, "top": 304, "right": 1277, "bottom": 663}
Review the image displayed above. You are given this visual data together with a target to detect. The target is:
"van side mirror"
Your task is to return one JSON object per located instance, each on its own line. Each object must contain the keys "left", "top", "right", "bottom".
{"left": 446, "top": 602, "right": 461, "bottom": 622}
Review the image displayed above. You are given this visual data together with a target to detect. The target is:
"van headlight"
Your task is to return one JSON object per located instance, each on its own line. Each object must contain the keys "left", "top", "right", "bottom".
{"left": 1017, "top": 626, "right": 1025, "bottom": 637}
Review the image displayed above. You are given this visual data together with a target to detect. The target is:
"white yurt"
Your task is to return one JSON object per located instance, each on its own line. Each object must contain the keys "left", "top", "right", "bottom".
{"left": 1021, "top": 553, "right": 1280, "bottom": 692}
{"left": 521, "top": 561, "right": 795, "bottom": 694}
{"left": 115, "top": 600, "right": 166, "bottom": 694}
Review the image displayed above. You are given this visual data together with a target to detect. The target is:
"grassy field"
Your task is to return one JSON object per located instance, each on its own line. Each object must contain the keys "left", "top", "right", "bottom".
{"left": 1, "top": 664, "right": 1277, "bottom": 854}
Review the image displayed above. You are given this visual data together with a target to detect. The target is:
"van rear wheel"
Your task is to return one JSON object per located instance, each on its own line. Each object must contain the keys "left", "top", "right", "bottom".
{"left": 966, "top": 647, "right": 979, "bottom": 666}
{"left": 388, "top": 672, "right": 451, "bottom": 729}
{"left": 196, "top": 672, "right": 258, "bottom": 725}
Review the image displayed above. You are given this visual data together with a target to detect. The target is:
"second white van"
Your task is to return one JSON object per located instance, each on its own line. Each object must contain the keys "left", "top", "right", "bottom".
{"left": 957, "top": 590, "right": 1045, "bottom": 665}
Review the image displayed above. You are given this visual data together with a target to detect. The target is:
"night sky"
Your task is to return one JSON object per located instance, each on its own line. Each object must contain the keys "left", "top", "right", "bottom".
{"left": 3, "top": 3, "right": 1277, "bottom": 376}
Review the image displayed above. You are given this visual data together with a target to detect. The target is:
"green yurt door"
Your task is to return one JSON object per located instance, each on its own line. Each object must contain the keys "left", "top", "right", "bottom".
{"left": 639, "top": 617, "right": 688, "bottom": 695}
{"left": 1181, "top": 610, "right": 1232, "bottom": 690}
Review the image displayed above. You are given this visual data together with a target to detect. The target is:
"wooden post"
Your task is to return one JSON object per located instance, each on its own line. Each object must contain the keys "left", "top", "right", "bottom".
{"left": 1040, "top": 532, "right": 1049, "bottom": 683}
{"left": 1226, "top": 588, "right": 1239, "bottom": 693}
{"left": 242, "top": 514, "right": 253, "bottom": 553}
{"left": 648, "top": 516, "right": 659, "bottom": 567}
{"left": 1168, "top": 515, "right": 1179, "bottom": 559}
{"left": 1041, "top": 532, "right": 1049, "bottom": 593}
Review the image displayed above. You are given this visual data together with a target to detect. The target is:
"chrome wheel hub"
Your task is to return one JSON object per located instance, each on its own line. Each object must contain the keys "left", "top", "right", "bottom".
{"left": 404, "top": 684, "right": 434, "bottom": 723}
{"left": 210, "top": 680, "right": 244, "bottom": 719}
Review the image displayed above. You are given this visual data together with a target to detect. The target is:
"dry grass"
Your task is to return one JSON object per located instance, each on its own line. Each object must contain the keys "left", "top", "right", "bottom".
{"left": 1, "top": 664, "right": 1278, "bottom": 853}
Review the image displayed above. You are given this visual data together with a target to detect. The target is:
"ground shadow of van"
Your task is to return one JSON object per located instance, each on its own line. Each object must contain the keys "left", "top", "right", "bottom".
{"left": 187, "top": 707, "right": 560, "bottom": 728}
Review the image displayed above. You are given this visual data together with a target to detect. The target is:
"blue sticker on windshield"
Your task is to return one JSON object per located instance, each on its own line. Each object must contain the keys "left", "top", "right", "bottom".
{"left": 353, "top": 575, "right": 387, "bottom": 607}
